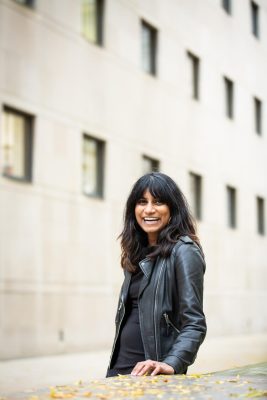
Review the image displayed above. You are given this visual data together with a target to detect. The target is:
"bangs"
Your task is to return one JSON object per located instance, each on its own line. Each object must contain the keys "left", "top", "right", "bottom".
{"left": 132, "top": 174, "right": 173, "bottom": 206}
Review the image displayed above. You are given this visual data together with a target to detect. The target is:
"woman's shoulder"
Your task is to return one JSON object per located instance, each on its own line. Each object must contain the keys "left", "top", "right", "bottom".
{"left": 177, "top": 235, "right": 194, "bottom": 244}
{"left": 172, "top": 235, "right": 194, "bottom": 251}
{"left": 171, "top": 235, "right": 204, "bottom": 259}
{"left": 170, "top": 235, "right": 205, "bottom": 271}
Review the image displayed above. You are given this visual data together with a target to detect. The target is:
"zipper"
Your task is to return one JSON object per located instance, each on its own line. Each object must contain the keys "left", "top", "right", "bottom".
{"left": 163, "top": 312, "right": 180, "bottom": 335}
{"left": 108, "top": 294, "right": 125, "bottom": 369}
{"left": 108, "top": 278, "right": 131, "bottom": 369}
{"left": 154, "top": 261, "right": 165, "bottom": 361}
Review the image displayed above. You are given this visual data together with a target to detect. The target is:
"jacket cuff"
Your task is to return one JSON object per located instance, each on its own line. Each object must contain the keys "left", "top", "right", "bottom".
{"left": 163, "top": 355, "right": 185, "bottom": 374}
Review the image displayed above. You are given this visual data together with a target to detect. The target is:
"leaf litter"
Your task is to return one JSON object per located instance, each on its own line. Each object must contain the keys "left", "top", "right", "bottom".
{"left": 2, "top": 372, "right": 266, "bottom": 399}
{"left": 16, "top": 373, "right": 265, "bottom": 400}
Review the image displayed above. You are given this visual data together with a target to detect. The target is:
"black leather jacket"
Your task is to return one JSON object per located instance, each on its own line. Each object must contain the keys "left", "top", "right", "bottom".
{"left": 109, "top": 236, "right": 207, "bottom": 374}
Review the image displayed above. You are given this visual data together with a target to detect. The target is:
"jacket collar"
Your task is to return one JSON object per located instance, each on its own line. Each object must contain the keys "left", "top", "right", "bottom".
{"left": 139, "top": 257, "right": 154, "bottom": 279}
{"left": 123, "top": 258, "right": 156, "bottom": 301}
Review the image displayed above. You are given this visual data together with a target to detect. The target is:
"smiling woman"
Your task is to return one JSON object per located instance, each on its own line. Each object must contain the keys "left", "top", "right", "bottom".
{"left": 135, "top": 191, "right": 171, "bottom": 245}
{"left": 106, "top": 172, "right": 207, "bottom": 378}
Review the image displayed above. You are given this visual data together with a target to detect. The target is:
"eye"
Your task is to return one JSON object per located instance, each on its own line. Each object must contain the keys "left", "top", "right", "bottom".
{"left": 137, "top": 198, "right": 147, "bottom": 205}
{"left": 154, "top": 199, "right": 164, "bottom": 206}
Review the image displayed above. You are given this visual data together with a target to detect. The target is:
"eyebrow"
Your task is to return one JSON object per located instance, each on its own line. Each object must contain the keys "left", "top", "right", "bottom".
{"left": 138, "top": 196, "right": 162, "bottom": 201}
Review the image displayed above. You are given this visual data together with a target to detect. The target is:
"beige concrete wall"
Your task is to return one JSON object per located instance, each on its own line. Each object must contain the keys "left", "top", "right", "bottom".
{"left": 0, "top": 0, "right": 266, "bottom": 360}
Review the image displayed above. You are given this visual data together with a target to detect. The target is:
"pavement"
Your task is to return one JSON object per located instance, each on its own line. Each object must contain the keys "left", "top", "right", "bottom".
{"left": 0, "top": 350, "right": 110, "bottom": 396}
{"left": 1, "top": 363, "right": 266, "bottom": 399}
{"left": 0, "top": 334, "right": 267, "bottom": 397}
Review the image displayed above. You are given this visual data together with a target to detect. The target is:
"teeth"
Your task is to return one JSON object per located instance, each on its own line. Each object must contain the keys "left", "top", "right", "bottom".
{"left": 144, "top": 218, "right": 159, "bottom": 221}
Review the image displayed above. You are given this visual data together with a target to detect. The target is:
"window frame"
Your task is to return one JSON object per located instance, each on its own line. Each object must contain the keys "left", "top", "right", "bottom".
{"left": 222, "top": 0, "right": 231, "bottom": 14}
{"left": 256, "top": 196, "right": 265, "bottom": 235}
{"left": 141, "top": 19, "right": 158, "bottom": 76}
{"left": 251, "top": 1, "right": 259, "bottom": 39}
{"left": 254, "top": 97, "right": 262, "bottom": 135}
{"left": 14, "top": 0, "right": 34, "bottom": 7}
{"left": 226, "top": 185, "right": 237, "bottom": 228}
{"left": 187, "top": 51, "right": 200, "bottom": 100}
{"left": 142, "top": 155, "right": 160, "bottom": 174}
{"left": 189, "top": 172, "right": 202, "bottom": 221}
{"left": 224, "top": 76, "right": 234, "bottom": 119}
{"left": 82, "top": 133, "right": 105, "bottom": 199}
{"left": 82, "top": 0, "right": 105, "bottom": 46}
{"left": 1, "top": 105, "right": 34, "bottom": 183}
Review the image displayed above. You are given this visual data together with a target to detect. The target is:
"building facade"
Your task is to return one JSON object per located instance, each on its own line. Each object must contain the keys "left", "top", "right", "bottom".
{"left": 0, "top": 0, "right": 267, "bottom": 361}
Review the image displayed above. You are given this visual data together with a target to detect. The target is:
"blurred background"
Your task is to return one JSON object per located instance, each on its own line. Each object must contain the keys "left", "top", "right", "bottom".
{"left": 0, "top": 0, "right": 267, "bottom": 389}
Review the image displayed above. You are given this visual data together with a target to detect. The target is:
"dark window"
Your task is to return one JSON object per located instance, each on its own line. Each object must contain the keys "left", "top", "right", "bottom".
{"left": 82, "top": 0, "right": 104, "bottom": 45}
{"left": 251, "top": 1, "right": 259, "bottom": 38}
{"left": 1, "top": 106, "right": 34, "bottom": 182}
{"left": 14, "top": 0, "right": 34, "bottom": 7}
{"left": 227, "top": 186, "right": 237, "bottom": 228}
{"left": 189, "top": 172, "right": 202, "bottom": 220}
{"left": 254, "top": 97, "right": 262, "bottom": 135}
{"left": 224, "top": 77, "right": 234, "bottom": 119}
{"left": 82, "top": 134, "right": 105, "bottom": 197}
{"left": 187, "top": 52, "right": 200, "bottom": 100}
{"left": 222, "top": 0, "right": 231, "bottom": 14}
{"left": 142, "top": 155, "right": 160, "bottom": 174}
{"left": 256, "top": 197, "right": 265, "bottom": 235}
{"left": 141, "top": 20, "right": 158, "bottom": 76}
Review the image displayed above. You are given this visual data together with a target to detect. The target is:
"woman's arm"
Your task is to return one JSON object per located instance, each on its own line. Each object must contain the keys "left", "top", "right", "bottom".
{"left": 162, "top": 241, "right": 207, "bottom": 373}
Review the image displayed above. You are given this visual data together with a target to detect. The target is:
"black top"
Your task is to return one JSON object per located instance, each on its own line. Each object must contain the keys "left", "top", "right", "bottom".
{"left": 111, "top": 266, "right": 145, "bottom": 372}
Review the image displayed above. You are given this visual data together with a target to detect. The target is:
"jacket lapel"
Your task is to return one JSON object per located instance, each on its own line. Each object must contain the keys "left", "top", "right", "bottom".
{"left": 138, "top": 257, "right": 155, "bottom": 298}
{"left": 122, "top": 270, "right": 132, "bottom": 303}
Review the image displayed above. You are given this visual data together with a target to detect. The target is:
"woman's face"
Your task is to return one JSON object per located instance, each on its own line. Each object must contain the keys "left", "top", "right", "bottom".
{"left": 135, "top": 190, "right": 170, "bottom": 245}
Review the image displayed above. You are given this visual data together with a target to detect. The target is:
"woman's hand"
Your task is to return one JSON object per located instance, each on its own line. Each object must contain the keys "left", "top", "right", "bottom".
{"left": 131, "top": 360, "right": 174, "bottom": 376}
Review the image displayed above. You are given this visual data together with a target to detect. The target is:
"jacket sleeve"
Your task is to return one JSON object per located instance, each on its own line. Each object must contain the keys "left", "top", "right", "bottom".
{"left": 163, "top": 241, "right": 207, "bottom": 374}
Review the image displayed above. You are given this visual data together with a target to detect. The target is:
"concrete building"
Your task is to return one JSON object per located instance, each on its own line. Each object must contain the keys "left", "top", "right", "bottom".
{"left": 0, "top": 0, "right": 266, "bottom": 364}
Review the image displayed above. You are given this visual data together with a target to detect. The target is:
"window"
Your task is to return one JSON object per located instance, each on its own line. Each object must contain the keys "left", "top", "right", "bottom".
{"left": 226, "top": 186, "right": 237, "bottom": 228}
{"left": 142, "top": 155, "right": 160, "bottom": 174}
{"left": 82, "top": 0, "right": 104, "bottom": 45}
{"left": 14, "top": 0, "right": 34, "bottom": 7}
{"left": 82, "top": 134, "right": 105, "bottom": 197}
{"left": 224, "top": 77, "right": 234, "bottom": 119}
{"left": 187, "top": 52, "right": 200, "bottom": 100}
{"left": 254, "top": 97, "right": 262, "bottom": 135}
{"left": 256, "top": 197, "right": 265, "bottom": 235}
{"left": 251, "top": 1, "right": 259, "bottom": 38}
{"left": 189, "top": 172, "right": 202, "bottom": 220}
{"left": 1, "top": 106, "right": 34, "bottom": 181}
{"left": 222, "top": 0, "right": 231, "bottom": 14}
{"left": 141, "top": 20, "right": 158, "bottom": 76}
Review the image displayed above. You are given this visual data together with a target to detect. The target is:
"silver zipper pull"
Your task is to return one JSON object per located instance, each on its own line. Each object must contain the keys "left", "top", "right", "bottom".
{"left": 164, "top": 312, "right": 170, "bottom": 324}
{"left": 118, "top": 294, "right": 124, "bottom": 311}
{"left": 163, "top": 313, "right": 170, "bottom": 335}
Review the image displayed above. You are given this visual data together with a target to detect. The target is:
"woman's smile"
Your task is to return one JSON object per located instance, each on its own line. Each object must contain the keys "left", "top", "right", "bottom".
{"left": 143, "top": 217, "right": 160, "bottom": 224}
{"left": 135, "top": 190, "right": 170, "bottom": 245}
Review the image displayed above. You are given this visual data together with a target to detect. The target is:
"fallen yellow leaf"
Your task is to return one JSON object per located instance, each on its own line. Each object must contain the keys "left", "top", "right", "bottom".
{"left": 50, "top": 387, "right": 74, "bottom": 399}
{"left": 245, "top": 389, "right": 267, "bottom": 398}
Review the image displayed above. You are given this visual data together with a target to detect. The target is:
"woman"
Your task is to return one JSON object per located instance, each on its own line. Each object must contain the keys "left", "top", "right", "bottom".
{"left": 106, "top": 172, "right": 206, "bottom": 377}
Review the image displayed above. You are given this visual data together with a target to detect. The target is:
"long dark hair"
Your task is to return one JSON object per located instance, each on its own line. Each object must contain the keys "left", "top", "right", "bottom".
{"left": 119, "top": 172, "right": 200, "bottom": 272}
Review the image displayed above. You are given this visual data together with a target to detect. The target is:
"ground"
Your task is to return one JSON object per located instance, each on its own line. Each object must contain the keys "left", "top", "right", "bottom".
{"left": 0, "top": 361, "right": 266, "bottom": 399}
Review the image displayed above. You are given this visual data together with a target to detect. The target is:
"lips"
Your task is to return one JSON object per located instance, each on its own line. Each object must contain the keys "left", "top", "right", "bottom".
{"left": 143, "top": 217, "right": 160, "bottom": 224}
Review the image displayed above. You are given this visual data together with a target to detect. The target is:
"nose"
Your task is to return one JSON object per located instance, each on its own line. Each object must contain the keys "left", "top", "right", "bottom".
{"left": 144, "top": 201, "right": 155, "bottom": 214}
